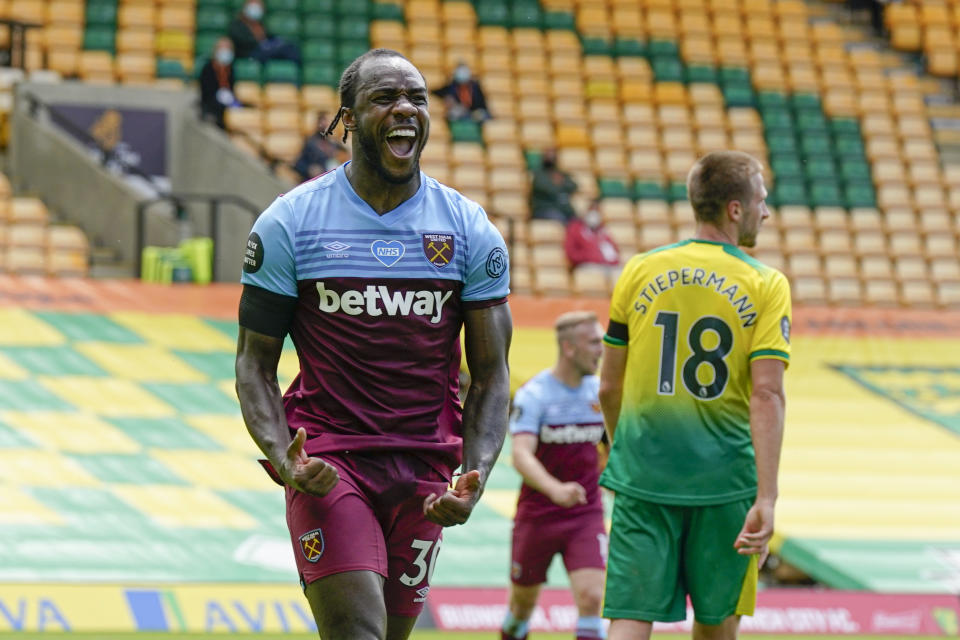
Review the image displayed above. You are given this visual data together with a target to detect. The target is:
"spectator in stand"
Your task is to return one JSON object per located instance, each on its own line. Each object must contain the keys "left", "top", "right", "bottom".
{"left": 199, "top": 37, "right": 239, "bottom": 130}
{"left": 294, "top": 112, "right": 349, "bottom": 181}
{"left": 432, "top": 62, "right": 491, "bottom": 122}
{"left": 530, "top": 147, "right": 579, "bottom": 223}
{"left": 565, "top": 199, "right": 621, "bottom": 272}
{"left": 228, "top": 0, "right": 301, "bottom": 65}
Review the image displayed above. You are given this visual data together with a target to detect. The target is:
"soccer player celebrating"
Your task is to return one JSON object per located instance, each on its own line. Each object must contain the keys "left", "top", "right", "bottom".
{"left": 502, "top": 311, "right": 608, "bottom": 640}
{"left": 598, "top": 151, "right": 789, "bottom": 639}
{"left": 234, "top": 49, "right": 513, "bottom": 640}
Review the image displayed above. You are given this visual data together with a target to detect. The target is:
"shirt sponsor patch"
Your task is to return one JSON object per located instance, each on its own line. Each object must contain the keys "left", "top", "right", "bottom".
{"left": 422, "top": 233, "right": 455, "bottom": 267}
{"left": 299, "top": 528, "right": 324, "bottom": 563}
{"left": 371, "top": 239, "right": 405, "bottom": 267}
{"left": 485, "top": 247, "right": 507, "bottom": 278}
{"left": 781, "top": 315, "right": 791, "bottom": 343}
{"left": 315, "top": 282, "right": 453, "bottom": 324}
{"left": 243, "top": 232, "right": 264, "bottom": 273}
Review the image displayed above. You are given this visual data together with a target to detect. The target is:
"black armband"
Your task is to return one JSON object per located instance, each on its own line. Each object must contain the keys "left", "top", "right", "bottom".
{"left": 604, "top": 320, "right": 629, "bottom": 346}
{"left": 238, "top": 284, "right": 297, "bottom": 338}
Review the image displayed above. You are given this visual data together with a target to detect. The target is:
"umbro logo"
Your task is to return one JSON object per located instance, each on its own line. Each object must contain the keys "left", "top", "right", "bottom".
{"left": 323, "top": 240, "right": 350, "bottom": 259}
{"left": 414, "top": 586, "right": 430, "bottom": 603}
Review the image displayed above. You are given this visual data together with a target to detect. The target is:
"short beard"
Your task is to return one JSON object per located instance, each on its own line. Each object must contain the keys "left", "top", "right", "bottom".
{"left": 356, "top": 127, "right": 420, "bottom": 185}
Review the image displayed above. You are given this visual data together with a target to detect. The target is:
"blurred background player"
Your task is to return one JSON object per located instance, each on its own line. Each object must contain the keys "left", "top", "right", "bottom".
{"left": 502, "top": 311, "right": 608, "bottom": 640}
{"left": 598, "top": 151, "right": 789, "bottom": 639}
{"left": 235, "top": 49, "right": 512, "bottom": 640}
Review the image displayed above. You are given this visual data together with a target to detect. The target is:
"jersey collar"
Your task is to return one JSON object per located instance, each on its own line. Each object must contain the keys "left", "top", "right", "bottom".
{"left": 336, "top": 161, "right": 427, "bottom": 225}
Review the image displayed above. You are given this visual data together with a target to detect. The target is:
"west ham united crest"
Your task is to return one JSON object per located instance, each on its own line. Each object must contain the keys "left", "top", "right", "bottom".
{"left": 299, "top": 528, "right": 324, "bottom": 563}
{"left": 422, "top": 233, "right": 455, "bottom": 268}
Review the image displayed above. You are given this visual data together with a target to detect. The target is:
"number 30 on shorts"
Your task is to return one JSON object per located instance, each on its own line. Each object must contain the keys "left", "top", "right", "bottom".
{"left": 654, "top": 312, "right": 733, "bottom": 400}
{"left": 399, "top": 538, "right": 442, "bottom": 587}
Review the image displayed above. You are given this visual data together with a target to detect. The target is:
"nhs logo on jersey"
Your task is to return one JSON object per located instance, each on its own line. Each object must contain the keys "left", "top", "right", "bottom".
{"left": 371, "top": 240, "right": 405, "bottom": 267}
{"left": 316, "top": 282, "right": 452, "bottom": 324}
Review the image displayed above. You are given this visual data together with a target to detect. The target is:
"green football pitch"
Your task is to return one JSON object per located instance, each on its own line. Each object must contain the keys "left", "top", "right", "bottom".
{"left": 0, "top": 634, "right": 936, "bottom": 640}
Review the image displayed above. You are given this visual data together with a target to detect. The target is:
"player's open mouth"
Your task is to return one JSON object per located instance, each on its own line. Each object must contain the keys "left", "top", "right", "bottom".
{"left": 385, "top": 127, "right": 417, "bottom": 158}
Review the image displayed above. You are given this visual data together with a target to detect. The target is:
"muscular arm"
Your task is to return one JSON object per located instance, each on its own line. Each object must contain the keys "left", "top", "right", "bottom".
{"left": 598, "top": 343, "right": 627, "bottom": 443}
{"left": 512, "top": 432, "right": 586, "bottom": 507}
{"left": 235, "top": 325, "right": 338, "bottom": 496}
{"left": 424, "top": 302, "right": 513, "bottom": 526}
{"left": 735, "top": 358, "right": 786, "bottom": 565}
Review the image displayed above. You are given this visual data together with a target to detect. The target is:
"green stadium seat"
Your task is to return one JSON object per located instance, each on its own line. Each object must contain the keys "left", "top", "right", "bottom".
{"left": 510, "top": 2, "right": 543, "bottom": 28}
{"left": 614, "top": 38, "right": 645, "bottom": 57}
{"left": 809, "top": 181, "right": 845, "bottom": 208}
{"left": 722, "top": 83, "right": 755, "bottom": 107}
{"left": 840, "top": 158, "right": 872, "bottom": 183}
{"left": 800, "top": 134, "right": 832, "bottom": 157}
{"left": 229, "top": 0, "right": 248, "bottom": 10}
{"left": 770, "top": 154, "right": 803, "bottom": 180}
{"left": 233, "top": 58, "right": 262, "bottom": 82}
{"left": 667, "top": 182, "right": 688, "bottom": 202}
{"left": 196, "top": 7, "right": 231, "bottom": 33}
{"left": 795, "top": 110, "right": 828, "bottom": 134}
{"left": 303, "top": 15, "right": 336, "bottom": 39}
{"left": 634, "top": 180, "right": 667, "bottom": 200}
{"left": 371, "top": 1, "right": 404, "bottom": 21}
{"left": 302, "top": 62, "right": 339, "bottom": 86}
{"left": 835, "top": 135, "right": 866, "bottom": 158}
{"left": 543, "top": 11, "right": 576, "bottom": 30}
{"left": 581, "top": 36, "right": 613, "bottom": 56}
{"left": 773, "top": 179, "right": 807, "bottom": 206}
{"left": 85, "top": 0, "right": 117, "bottom": 27}
{"left": 195, "top": 33, "right": 220, "bottom": 59}
{"left": 804, "top": 155, "right": 837, "bottom": 181}
{"left": 264, "top": 59, "right": 300, "bottom": 84}
{"left": 765, "top": 128, "right": 798, "bottom": 154}
{"left": 844, "top": 183, "right": 877, "bottom": 208}
{"left": 156, "top": 58, "right": 187, "bottom": 79}
{"left": 652, "top": 56, "right": 684, "bottom": 83}
{"left": 475, "top": 2, "right": 509, "bottom": 27}
{"left": 338, "top": 17, "right": 369, "bottom": 42}
{"left": 197, "top": 0, "right": 229, "bottom": 8}
{"left": 757, "top": 91, "right": 788, "bottom": 110}
{"left": 335, "top": 0, "right": 369, "bottom": 16}
{"left": 265, "top": 11, "right": 301, "bottom": 41}
{"left": 302, "top": 40, "right": 336, "bottom": 64}
{"left": 761, "top": 107, "right": 793, "bottom": 130}
{"left": 647, "top": 40, "right": 679, "bottom": 57}
{"left": 685, "top": 64, "right": 717, "bottom": 83}
{"left": 83, "top": 27, "right": 115, "bottom": 53}
{"left": 524, "top": 149, "right": 543, "bottom": 171}
{"left": 830, "top": 118, "right": 861, "bottom": 136}
{"left": 790, "top": 93, "right": 822, "bottom": 111}
{"left": 598, "top": 178, "right": 632, "bottom": 200}
{"left": 337, "top": 42, "right": 370, "bottom": 68}
{"left": 449, "top": 120, "right": 483, "bottom": 143}
{"left": 719, "top": 67, "right": 750, "bottom": 84}
{"left": 266, "top": 0, "right": 299, "bottom": 11}
{"left": 301, "top": 0, "right": 333, "bottom": 11}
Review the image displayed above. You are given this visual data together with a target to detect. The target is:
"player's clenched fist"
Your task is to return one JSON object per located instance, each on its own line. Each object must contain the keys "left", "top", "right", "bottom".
{"left": 549, "top": 481, "right": 588, "bottom": 508}
{"left": 423, "top": 469, "right": 482, "bottom": 526}
{"left": 279, "top": 427, "right": 339, "bottom": 496}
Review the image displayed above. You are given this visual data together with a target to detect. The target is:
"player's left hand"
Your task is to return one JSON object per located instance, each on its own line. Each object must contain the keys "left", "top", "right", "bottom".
{"left": 423, "top": 469, "right": 482, "bottom": 527}
{"left": 734, "top": 499, "right": 775, "bottom": 568}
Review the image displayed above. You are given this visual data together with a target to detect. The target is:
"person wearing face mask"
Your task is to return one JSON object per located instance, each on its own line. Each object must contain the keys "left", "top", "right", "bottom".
{"left": 431, "top": 62, "right": 490, "bottom": 122}
{"left": 199, "top": 37, "right": 239, "bottom": 130}
{"left": 565, "top": 199, "right": 621, "bottom": 272}
{"left": 530, "top": 147, "right": 579, "bottom": 223}
{"left": 228, "top": 0, "right": 301, "bottom": 64}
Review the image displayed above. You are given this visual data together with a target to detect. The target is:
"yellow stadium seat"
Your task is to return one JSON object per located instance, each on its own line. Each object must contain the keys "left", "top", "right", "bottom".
{"left": 10, "top": 198, "right": 47, "bottom": 226}
{"left": 301, "top": 85, "right": 337, "bottom": 113}
{"left": 576, "top": 6, "right": 610, "bottom": 34}
{"left": 450, "top": 141, "right": 485, "bottom": 167}
{"left": 533, "top": 267, "right": 572, "bottom": 296}
{"left": 638, "top": 222, "right": 675, "bottom": 250}
{"left": 591, "top": 123, "right": 624, "bottom": 147}
{"left": 486, "top": 142, "right": 525, "bottom": 171}
{"left": 477, "top": 26, "right": 509, "bottom": 50}
{"left": 900, "top": 280, "right": 935, "bottom": 308}
{"left": 716, "top": 37, "right": 749, "bottom": 66}
{"left": 44, "top": 24, "right": 83, "bottom": 51}
{"left": 511, "top": 28, "right": 544, "bottom": 53}
{"left": 406, "top": 0, "right": 440, "bottom": 21}
{"left": 787, "top": 253, "right": 822, "bottom": 278}
{"left": 116, "top": 28, "right": 156, "bottom": 54}
{"left": 545, "top": 30, "right": 581, "bottom": 54}
{"left": 117, "top": 3, "right": 155, "bottom": 29}
{"left": 931, "top": 256, "right": 960, "bottom": 283}
{"left": 548, "top": 51, "right": 583, "bottom": 76}
{"left": 587, "top": 100, "right": 621, "bottom": 126}
{"left": 46, "top": 49, "right": 78, "bottom": 76}
{"left": 3, "top": 246, "right": 45, "bottom": 275}
{"left": 827, "top": 278, "right": 863, "bottom": 306}
{"left": 571, "top": 268, "right": 614, "bottom": 298}
{"left": 936, "top": 282, "right": 960, "bottom": 308}
{"left": 440, "top": 1, "right": 476, "bottom": 26}
{"left": 7, "top": 223, "right": 45, "bottom": 249}
{"left": 863, "top": 279, "right": 898, "bottom": 306}
{"left": 225, "top": 107, "right": 262, "bottom": 135}
{"left": 791, "top": 276, "right": 827, "bottom": 305}
{"left": 629, "top": 149, "right": 664, "bottom": 178}
{"left": 555, "top": 122, "right": 590, "bottom": 145}
{"left": 824, "top": 254, "right": 858, "bottom": 279}
{"left": 263, "top": 107, "right": 300, "bottom": 134}
{"left": 647, "top": 9, "right": 678, "bottom": 37}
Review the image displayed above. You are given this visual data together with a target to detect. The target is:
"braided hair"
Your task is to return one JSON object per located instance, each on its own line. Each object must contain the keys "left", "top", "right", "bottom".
{"left": 324, "top": 48, "right": 414, "bottom": 143}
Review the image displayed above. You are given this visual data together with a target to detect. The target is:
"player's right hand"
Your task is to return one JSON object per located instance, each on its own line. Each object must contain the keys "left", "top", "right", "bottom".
{"left": 278, "top": 427, "right": 339, "bottom": 497}
{"left": 734, "top": 499, "right": 775, "bottom": 568}
{"left": 550, "top": 481, "right": 588, "bottom": 508}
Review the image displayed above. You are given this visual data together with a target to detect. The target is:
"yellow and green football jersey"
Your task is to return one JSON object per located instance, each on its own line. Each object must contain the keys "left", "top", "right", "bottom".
{"left": 600, "top": 239, "right": 791, "bottom": 505}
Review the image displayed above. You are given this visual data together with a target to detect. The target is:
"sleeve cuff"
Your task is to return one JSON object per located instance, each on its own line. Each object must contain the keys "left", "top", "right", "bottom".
{"left": 603, "top": 335, "right": 628, "bottom": 347}
{"left": 463, "top": 296, "right": 508, "bottom": 310}
{"left": 750, "top": 349, "right": 789, "bottom": 363}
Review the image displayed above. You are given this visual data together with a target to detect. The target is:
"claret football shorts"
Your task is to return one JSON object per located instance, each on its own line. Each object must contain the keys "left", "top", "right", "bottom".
{"left": 511, "top": 509, "right": 607, "bottom": 585}
{"left": 285, "top": 451, "right": 450, "bottom": 617}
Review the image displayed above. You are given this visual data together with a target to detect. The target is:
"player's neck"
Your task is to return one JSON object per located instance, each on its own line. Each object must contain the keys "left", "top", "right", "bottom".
{"left": 346, "top": 161, "right": 421, "bottom": 215}
{"left": 695, "top": 223, "right": 738, "bottom": 246}
{"left": 551, "top": 363, "right": 584, "bottom": 388}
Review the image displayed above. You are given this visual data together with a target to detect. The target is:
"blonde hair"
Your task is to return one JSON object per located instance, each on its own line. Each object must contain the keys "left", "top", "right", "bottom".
{"left": 555, "top": 310, "right": 598, "bottom": 345}
{"left": 687, "top": 150, "right": 763, "bottom": 225}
